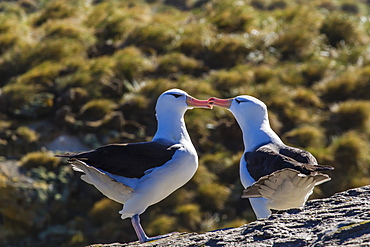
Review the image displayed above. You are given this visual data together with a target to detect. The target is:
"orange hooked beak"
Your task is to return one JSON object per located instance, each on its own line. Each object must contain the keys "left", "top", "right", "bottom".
{"left": 207, "top": 97, "right": 233, "bottom": 109}
{"left": 186, "top": 96, "right": 213, "bottom": 109}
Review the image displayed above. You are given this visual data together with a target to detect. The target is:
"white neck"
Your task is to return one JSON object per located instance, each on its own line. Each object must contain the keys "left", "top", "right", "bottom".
{"left": 234, "top": 115, "right": 283, "bottom": 152}
{"left": 152, "top": 110, "right": 191, "bottom": 144}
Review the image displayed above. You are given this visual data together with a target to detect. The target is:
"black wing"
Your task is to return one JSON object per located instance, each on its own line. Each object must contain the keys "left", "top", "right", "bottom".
{"left": 244, "top": 143, "right": 333, "bottom": 181}
{"left": 56, "top": 142, "right": 181, "bottom": 178}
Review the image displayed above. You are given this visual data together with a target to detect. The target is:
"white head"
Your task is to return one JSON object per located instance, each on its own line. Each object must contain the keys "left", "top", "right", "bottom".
{"left": 155, "top": 89, "right": 211, "bottom": 116}
{"left": 153, "top": 89, "right": 211, "bottom": 143}
{"left": 208, "top": 95, "right": 282, "bottom": 150}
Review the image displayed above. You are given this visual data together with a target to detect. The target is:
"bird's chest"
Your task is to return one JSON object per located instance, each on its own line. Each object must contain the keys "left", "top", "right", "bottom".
{"left": 160, "top": 148, "right": 197, "bottom": 182}
{"left": 240, "top": 159, "right": 257, "bottom": 188}
{"left": 137, "top": 148, "right": 197, "bottom": 194}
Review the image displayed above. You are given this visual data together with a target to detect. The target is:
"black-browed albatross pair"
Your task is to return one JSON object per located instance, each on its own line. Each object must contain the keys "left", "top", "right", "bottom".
{"left": 56, "top": 89, "right": 333, "bottom": 243}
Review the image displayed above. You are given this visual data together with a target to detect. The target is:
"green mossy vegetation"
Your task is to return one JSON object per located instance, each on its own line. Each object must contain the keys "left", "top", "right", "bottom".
{"left": 20, "top": 151, "right": 61, "bottom": 169}
{"left": 0, "top": 0, "right": 369, "bottom": 245}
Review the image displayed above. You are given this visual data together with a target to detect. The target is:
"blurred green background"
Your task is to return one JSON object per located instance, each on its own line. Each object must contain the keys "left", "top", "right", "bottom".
{"left": 0, "top": 0, "right": 369, "bottom": 246}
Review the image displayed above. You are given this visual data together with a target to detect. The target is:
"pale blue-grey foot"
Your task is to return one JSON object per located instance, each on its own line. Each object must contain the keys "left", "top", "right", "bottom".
{"left": 131, "top": 214, "right": 178, "bottom": 243}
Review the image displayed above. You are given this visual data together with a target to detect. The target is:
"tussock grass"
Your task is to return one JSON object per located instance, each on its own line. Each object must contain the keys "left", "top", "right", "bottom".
{"left": 125, "top": 23, "right": 177, "bottom": 53}
{"left": 315, "top": 0, "right": 338, "bottom": 11}
{"left": 205, "top": 0, "right": 255, "bottom": 33}
{"left": 330, "top": 131, "right": 370, "bottom": 189}
{"left": 320, "top": 12, "right": 364, "bottom": 47}
{"left": 20, "top": 151, "right": 61, "bottom": 169}
{"left": 32, "top": 0, "right": 83, "bottom": 26}
{"left": 77, "top": 99, "right": 117, "bottom": 121}
{"left": 175, "top": 203, "right": 202, "bottom": 231}
{"left": 0, "top": 11, "right": 28, "bottom": 55}
{"left": 209, "top": 66, "right": 255, "bottom": 94}
{"left": 337, "top": 44, "right": 370, "bottom": 65}
{"left": 268, "top": 1, "right": 289, "bottom": 10}
{"left": 277, "top": 63, "right": 305, "bottom": 86}
{"left": 16, "top": 126, "right": 39, "bottom": 143}
{"left": 57, "top": 87, "right": 89, "bottom": 112}
{"left": 192, "top": 164, "right": 218, "bottom": 186}
{"left": 198, "top": 182, "right": 231, "bottom": 211}
{"left": 18, "top": 0, "right": 38, "bottom": 13}
{"left": 0, "top": 83, "right": 54, "bottom": 117}
{"left": 16, "top": 61, "right": 64, "bottom": 89}
{"left": 252, "top": 65, "right": 276, "bottom": 84}
{"left": 20, "top": 38, "right": 87, "bottom": 71}
{"left": 0, "top": 2, "right": 26, "bottom": 17}
{"left": 85, "top": 1, "right": 148, "bottom": 48}
{"left": 146, "top": 214, "right": 177, "bottom": 236}
{"left": 201, "top": 151, "right": 235, "bottom": 176}
{"left": 113, "top": 46, "right": 154, "bottom": 82}
{"left": 271, "top": 6, "right": 324, "bottom": 60}
{"left": 317, "top": 66, "right": 370, "bottom": 102}
{"left": 340, "top": 2, "right": 360, "bottom": 14}
{"left": 206, "top": 33, "right": 253, "bottom": 68}
{"left": 283, "top": 125, "right": 326, "bottom": 148}
{"left": 330, "top": 100, "right": 370, "bottom": 133}
{"left": 88, "top": 198, "right": 121, "bottom": 224}
{"left": 291, "top": 87, "right": 323, "bottom": 108}
{"left": 156, "top": 52, "right": 204, "bottom": 75}
{"left": 42, "top": 19, "right": 96, "bottom": 47}
{"left": 172, "top": 76, "right": 216, "bottom": 98}
{"left": 174, "top": 21, "right": 216, "bottom": 57}
{"left": 0, "top": 32, "right": 19, "bottom": 55}
{"left": 301, "top": 58, "right": 331, "bottom": 85}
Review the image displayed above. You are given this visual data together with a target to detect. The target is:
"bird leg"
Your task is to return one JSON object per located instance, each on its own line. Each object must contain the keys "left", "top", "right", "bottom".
{"left": 131, "top": 214, "right": 175, "bottom": 243}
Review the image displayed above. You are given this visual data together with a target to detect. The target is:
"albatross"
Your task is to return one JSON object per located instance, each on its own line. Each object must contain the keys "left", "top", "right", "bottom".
{"left": 56, "top": 89, "right": 211, "bottom": 243}
{"left": 208, "top": 95, "right": 333, "bottom": 219}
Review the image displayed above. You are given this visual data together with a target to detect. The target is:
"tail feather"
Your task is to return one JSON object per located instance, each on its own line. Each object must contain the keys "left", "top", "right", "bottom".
{"left": 55, "top": 153, "right": 77, "bottom": 158}
{"left": 71, "top": 163, "right": 84, "bottom": 173}
{"left": 258, "top": 185, "right": 275, "bottom": 198}
{"left": 242, "top": 187, "right": 261, "bottom": 198}
{"left": 80, "top": 174, "right": 92, "bottom": 184}
{"left": 264, "top": 179, "right": 278, "bottom": 190}
{"left": 315, "top": 165, "right": 334, "bottom": 171}
{"left": 68, "top": 158, "right": 134, "bottom": 204}
{"left": 292, "top": 173, "right": 301, "bottom": 185}
{"left": 242, "top": 168, "right": 331, "bottom": 210}
{"left": 296, "top": 174, "right": 308, "bottom": 188}
{"left": 314, "top": 174, "right": 331, "bottom": 186}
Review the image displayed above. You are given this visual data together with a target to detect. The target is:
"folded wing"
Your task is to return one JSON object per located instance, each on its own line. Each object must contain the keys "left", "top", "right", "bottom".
{"left": 244, "top": 143, "right": 333, "bottom": 181}
{"left": 56, "top": 142, "right": 182, "bottom": 178}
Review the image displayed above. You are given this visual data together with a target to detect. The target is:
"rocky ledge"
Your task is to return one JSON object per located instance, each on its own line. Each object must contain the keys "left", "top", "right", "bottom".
{"left": 89, "top": 185, "right": 370, "bottom": 247}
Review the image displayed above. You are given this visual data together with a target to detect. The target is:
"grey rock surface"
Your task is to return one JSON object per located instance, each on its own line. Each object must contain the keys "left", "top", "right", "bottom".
{"left": 89, "top": 186, "right": 370, "bottom": 247}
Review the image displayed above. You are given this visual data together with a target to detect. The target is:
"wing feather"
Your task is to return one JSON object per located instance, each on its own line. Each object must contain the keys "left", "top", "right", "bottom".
{"left": 56, "top": 142, "right": 181, "bottom": 178}
{"left": 244, "top": 143, "right": 333, "bottom": 181}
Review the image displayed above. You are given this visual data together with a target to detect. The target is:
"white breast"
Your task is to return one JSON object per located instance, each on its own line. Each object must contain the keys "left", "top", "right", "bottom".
{"left": 119, "top": 144, "right": 198, "bottom": 219}
{"left": 239, "top": 158, "right": 256, "bottom": 188}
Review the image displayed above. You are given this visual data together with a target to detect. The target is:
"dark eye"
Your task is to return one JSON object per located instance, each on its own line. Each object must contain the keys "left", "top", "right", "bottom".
{"left": 235, "top": 98, "right": 241, "bottom": 104}
{"left": 170, "top": 93, "right": 182, "bottom": 98}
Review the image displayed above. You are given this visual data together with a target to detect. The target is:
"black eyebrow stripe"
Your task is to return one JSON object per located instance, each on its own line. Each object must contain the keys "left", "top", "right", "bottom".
{"left": 235, "top": 98, "right": 250, "bottom": 103}
{"left": 169, "top": 93, "right": 182, "bottom": 98}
